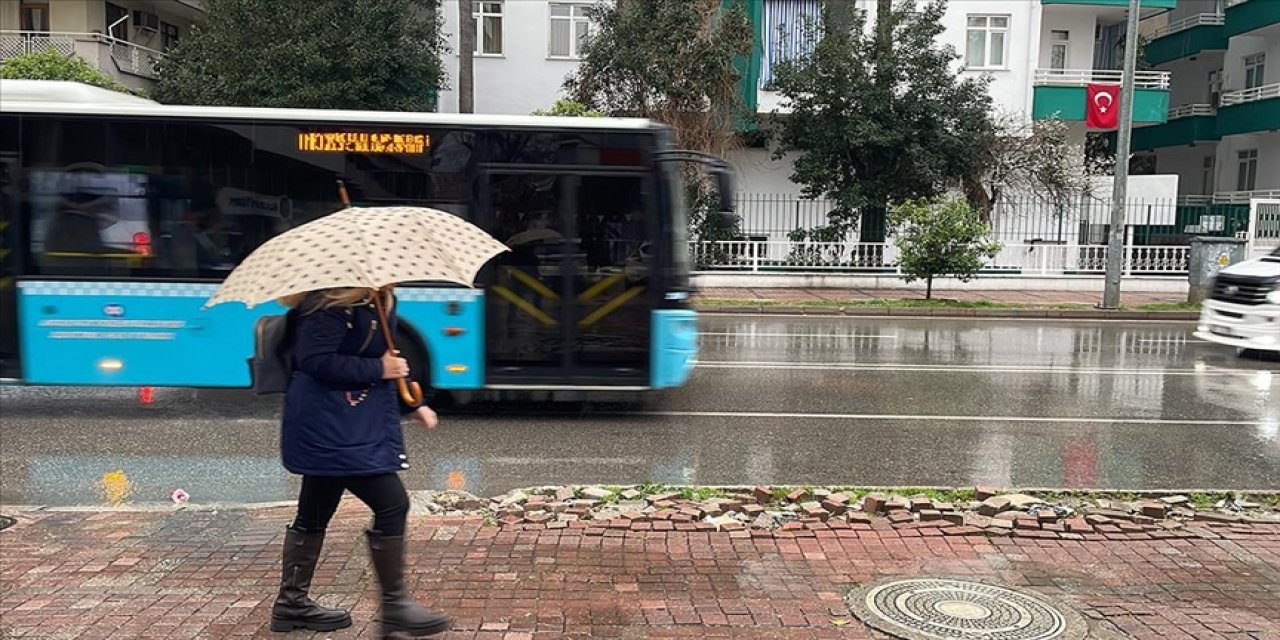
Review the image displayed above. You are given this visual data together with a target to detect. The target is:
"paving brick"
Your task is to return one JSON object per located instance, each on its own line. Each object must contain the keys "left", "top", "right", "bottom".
{"left": 2, "top": 502, "right": 1278, "bottom": 639}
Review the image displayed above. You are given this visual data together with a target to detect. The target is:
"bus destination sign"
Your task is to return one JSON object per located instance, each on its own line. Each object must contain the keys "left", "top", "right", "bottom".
{"left": 297, "top": 132, "right": 429, "bottom": 154}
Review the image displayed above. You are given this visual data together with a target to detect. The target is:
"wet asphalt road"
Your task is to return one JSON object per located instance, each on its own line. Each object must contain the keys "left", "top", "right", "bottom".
{"left": 1, "top": 315, "right": 1278, "bottom": 507}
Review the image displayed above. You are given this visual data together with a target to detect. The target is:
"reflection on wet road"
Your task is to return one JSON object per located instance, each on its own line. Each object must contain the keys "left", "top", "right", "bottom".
{"left": 2, "top": 316, "right": 1277, "bottom": 506}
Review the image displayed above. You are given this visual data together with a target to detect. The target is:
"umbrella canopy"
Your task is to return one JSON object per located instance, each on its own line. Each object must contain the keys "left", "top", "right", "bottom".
{"left": 205, "top": 206, "right": 508, "bottom": 309}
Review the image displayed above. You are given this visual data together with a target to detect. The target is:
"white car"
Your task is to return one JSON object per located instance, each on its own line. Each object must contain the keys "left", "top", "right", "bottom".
{"left": 1195, "top": 247, "right": 1280, "bottom": 354}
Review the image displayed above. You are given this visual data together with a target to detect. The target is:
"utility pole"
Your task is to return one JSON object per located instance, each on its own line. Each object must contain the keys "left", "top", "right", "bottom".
{"left": 458, "top": 0, "right": 475, "bottom": 114}
{"left": 1101, "top": 0, "right": 1141, "bottom": 309}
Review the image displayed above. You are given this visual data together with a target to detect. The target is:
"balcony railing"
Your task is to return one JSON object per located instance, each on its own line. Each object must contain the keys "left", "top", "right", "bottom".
{"left": 1214, "top": 189, "right": 1280, "bottom": 204}
{"left": 0, "top": 30, "right": 166, "bottom": 80}
{"left": 1220, "top": 82, "right": 1280, "bottom": 106}
{"left": 1152, "top": 13, "right": 1225, "bottom": 38}
{"left": 1034, "top": 68, "right": 1171, "bottom": 90}
{"left": 1166, "top": 103, "right": 1216, "bottom": 119}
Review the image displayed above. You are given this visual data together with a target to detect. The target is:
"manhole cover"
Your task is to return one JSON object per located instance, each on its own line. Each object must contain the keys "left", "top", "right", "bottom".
{"left": 0, "top": 516, "right": 15, "bottom": 532}
{"left": 846, "top": 578, "right": 1088, "bottom": 640}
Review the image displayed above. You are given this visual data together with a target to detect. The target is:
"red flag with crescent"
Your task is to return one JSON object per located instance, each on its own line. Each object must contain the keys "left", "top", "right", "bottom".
{"left": 1086, "top": 83, "right": 1120, "bottom": 130}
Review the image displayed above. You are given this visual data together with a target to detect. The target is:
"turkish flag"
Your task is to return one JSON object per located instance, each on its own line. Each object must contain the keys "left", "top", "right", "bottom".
{"left": 1086, "top": 83, "right": 1121, "bottom": 130}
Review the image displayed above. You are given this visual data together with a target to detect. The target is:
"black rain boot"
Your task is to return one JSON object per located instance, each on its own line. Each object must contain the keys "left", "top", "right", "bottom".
{"left": 366, "top": 530, "right": 452, "bottom": 638}
{"left": 270, "top": 525, "right": 353, "bottom": 632}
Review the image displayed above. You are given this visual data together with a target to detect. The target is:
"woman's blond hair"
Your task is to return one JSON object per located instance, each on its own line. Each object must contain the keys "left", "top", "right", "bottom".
{"left": 278, "top": 287, "right": 392, "bottom": 313}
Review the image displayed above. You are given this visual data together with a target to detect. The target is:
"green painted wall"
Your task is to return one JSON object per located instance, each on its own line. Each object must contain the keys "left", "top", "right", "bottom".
{"left": 1217, "top": 97, "right": 1280, "bottom": 137}
{"left": 1224, "top": 0, "right": 1280, "bottom": 38}
{"left": 1131, "top": 115, "right": 1219, "bottom": 150}
{"left": 1041, "top": 0, "right": 1177, "bottom": 9}
{"left": 1145, "top": 25, "right": 1227, "bottom": 66}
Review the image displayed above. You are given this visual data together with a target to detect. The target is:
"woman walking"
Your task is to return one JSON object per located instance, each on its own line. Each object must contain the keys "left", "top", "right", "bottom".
{"left": 269, "top": 286, "right": 451, "bottom": 638}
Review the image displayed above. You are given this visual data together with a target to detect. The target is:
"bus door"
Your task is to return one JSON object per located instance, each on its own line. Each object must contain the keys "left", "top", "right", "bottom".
{"left": 0, "top": 153, "right": 20, "bottom": 378}
{"left": 479, "top": 169, "right": 654, "bottom": 387}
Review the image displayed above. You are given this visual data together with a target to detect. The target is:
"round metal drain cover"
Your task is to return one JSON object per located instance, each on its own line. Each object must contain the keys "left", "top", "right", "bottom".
{"left": 847, "top": 577, "right": 1088, "bottom": 640}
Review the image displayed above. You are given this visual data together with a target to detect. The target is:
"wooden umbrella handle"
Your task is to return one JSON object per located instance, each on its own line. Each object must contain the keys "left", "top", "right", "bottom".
{"left": 372, "top": 289, "right": 424, "bottom": 408}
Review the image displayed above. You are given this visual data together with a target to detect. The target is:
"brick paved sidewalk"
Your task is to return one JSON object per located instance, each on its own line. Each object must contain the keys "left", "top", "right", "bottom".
{"left": 2, "top": 502, "right": 1278, "bottom": 640}
{"left": 694, "top": 288, "right": 1184, "bottom": 307}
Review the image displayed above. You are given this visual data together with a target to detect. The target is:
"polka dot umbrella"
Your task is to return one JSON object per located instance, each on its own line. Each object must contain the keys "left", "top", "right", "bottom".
{"left": 204, "top": 206, "right": 509, "bottom": 406}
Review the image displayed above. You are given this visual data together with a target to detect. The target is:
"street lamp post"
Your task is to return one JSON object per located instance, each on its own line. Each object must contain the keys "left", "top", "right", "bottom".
{"left": 1102, "top": 0, "right": 1142, "bottom": 309}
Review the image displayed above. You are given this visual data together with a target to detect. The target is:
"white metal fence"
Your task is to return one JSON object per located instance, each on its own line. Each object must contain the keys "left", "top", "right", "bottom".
{"left": 689, "top": 241, "right": 1191, "bottom": 276}
{"left": 1033, "top": 68, "right": 1171, "bottom": 90}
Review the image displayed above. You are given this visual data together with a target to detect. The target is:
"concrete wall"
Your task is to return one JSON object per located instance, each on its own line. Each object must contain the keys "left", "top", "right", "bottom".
{"left": 1163, "top": 54, "right": 1224, "bottom": 106}
{"left": 1216, "top": 132, "right": 1280, "bottom": 191}
{"left": 1154, "top": 146, "right": 1218, "bottom": 195}
{"left": 1039, "top": 6, "right": 1101, "bottom": 74}
{"left": 1224, "top": 33, "right": 1279, "bottom": 92}
{"left": 1166, "top": 0, "right": 1223, "bottom": 24}
{"left": 437, "top": 0, "right": 581, "bottom": 115}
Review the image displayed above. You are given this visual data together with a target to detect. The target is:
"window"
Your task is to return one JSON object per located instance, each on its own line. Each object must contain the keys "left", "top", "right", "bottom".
{"left": 549, "top": 3, "right": 591, "bottom": 59}
{"left": 1244, "top": 53, "right": 1266, "bottom": 90}
{"left": 1202, "top": 155, "right": 1216, "bottom": 195}
{"left": 473, "top": 1, "right": 503, "bottom": 56}
{"left": 966, "top": 15, "right": 1009, "bottom": 69}
{"left": 1209, "top": 69, "right": 1222, "bottom": 106}
{"left": 104, "top": 2, "right": 128, "bottom": 38}
{"left": 1050, "top": 30, "right": 1069, "bottom": 72}
{"left": 1237, "top": 149, "right": 1258, "bottom": 192}
{"left": 19, "top": 3, "right": 49, "bottom": 32}
{"left": 161, "top": 22, "right": 180, "bottom": 51}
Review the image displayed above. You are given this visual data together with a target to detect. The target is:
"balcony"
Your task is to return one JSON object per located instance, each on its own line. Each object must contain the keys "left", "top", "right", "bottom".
{"left": 0, "top": 30, "right": 166, "bottom": 84}
{"left": 1145, "top": 14, "right": 1227, "bottom": 66}
{"left": 1218, "top": 83, "right": 1280, "bottom": 137}
{"left": 1132, "top": 104, "right": 1220, "bottom": 150}
{"left": 1041, "top": 0, "right": 1176, "bottom": 8}
{"left": 1224, "top": 0, "right": 1280, "bottom": 38}
{"left": 1031, "top": 69, "right": 1172, "bottom": 123}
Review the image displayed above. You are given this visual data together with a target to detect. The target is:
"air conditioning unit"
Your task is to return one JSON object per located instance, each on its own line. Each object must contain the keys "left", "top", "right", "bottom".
{"left": 133, "top": 10, "right": 159, "bottom": 32}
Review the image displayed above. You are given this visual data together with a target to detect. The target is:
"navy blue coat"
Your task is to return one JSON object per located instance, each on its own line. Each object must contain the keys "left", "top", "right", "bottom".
{"left": 281, "top": 297, "right": 413, "bottom": 477}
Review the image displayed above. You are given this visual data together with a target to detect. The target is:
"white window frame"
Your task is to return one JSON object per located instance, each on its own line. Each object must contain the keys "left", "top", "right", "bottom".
{"left": 473, "top": 1, "right": 504, "bottom": 57}
{"left": 548, "top": 2, "right": 592, "bottom": 60}
{"left": 1237, "top": 149, "right": 1258, "bottom": 192}
{"left": 1244, "top": 53, "right": 1266, "bottom": 90}
{"left": 1049, "top": 30, "right": 1070, "bottom": 73}
{"left": 966, "top": 14, "right": 1010, "bottom": 70}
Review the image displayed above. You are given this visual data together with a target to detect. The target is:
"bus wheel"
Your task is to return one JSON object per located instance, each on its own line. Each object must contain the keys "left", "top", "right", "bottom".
{"left": 396, "top": 329, "right": 450, "bottom": 408}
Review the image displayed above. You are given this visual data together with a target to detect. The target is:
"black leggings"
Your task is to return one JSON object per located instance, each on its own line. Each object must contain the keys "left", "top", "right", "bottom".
{"left": 291, "top": 473, "right": 409, "bottom": 537}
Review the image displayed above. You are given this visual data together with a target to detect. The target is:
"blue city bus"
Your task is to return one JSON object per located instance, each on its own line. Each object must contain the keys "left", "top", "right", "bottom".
{"left": 0, "top": 81, "right": 732, "bottom": 396}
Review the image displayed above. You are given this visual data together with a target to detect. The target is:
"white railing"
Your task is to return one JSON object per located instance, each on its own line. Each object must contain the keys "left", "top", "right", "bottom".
{"left": 1034, "top": 68, "right": 1171, "bottom": 90}
{"left": 1221, "top": 82, "right": 1280, "bottom": 106}
{"left": 1226, "top": 0, "right": 1250, "bottom": 7}
{"left": 0, "top": 32, "right": 75, "bottom": 58}
{"left": 690, "top": 241, "right": 1191, "bottom": 276}
{"left": 1166, "top": 103, "right": 1216, "bottom": 119}
{"left": 0, "top": 30, "right": 165, "bottom": 79}
{"left": 1214, "top": 189, "right": 1280, "bottom": 204}
{"left": 1152, "top": 13, "right": 1225, "bottom": 38}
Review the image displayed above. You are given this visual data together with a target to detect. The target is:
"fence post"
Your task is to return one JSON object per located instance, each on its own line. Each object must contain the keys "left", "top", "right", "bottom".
{"left": 1124, "top": 225, "right": 1134, "bottom": 277}
{"left": 751, "top": 241, "right": 759, "bottom": 273}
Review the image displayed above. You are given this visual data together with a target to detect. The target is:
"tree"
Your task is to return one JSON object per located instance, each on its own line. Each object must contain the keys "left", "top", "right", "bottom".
{"left": 768, "top": 0, "right": 995, "bottom": 243}
{"left": 0, "top": 49, "right": 131, "bottom": 93}
{"left": 962, "top": 114, "right": 1090, "bottom": 220}
{"left": 564, "top": 0, "right": 754, "bottom": 158}
{"left": 890, "top": 197, "right": 1002, "bottom": 299}
{"left": 154, "top": 0, "right": 448, "bottom": 110}
{"left": 532, "top": 99, "right": 605, "bottom": 117}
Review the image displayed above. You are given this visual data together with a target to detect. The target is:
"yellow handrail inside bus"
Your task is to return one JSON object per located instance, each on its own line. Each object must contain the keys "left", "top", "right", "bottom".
{"left": 577, "top": 273, "right": 626, "bottom": 303}
{"left": 579, "top": 286, "right": 645, "bottom": 329}
{"left": 491, "top": 285, "right": 558, "bottom": 327}
{"left": 502, "top": 266, "right": 560, "bottom": 302}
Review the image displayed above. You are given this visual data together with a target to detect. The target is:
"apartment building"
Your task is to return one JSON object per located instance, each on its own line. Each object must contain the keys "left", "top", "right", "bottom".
{"left": 0, "top": 0, "right": 205, "bottom": 91}
{"left": 1135, "top": 0, "right": 1279, "bottom": 201}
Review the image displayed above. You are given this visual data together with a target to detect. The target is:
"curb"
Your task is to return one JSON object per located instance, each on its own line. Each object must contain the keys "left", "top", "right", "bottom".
{"left": 695, "top": 305, "right": 1200, "bottom": 321}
